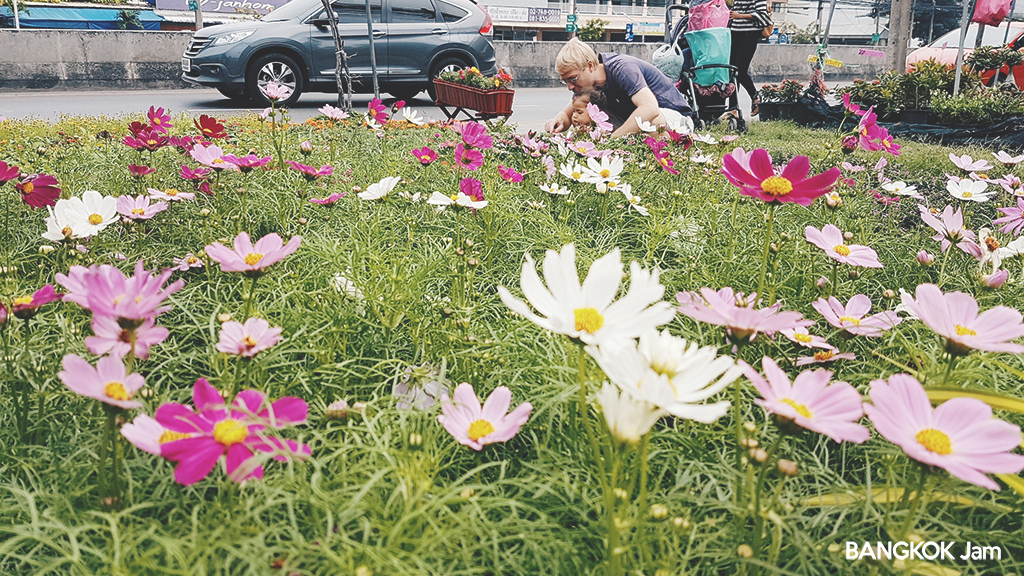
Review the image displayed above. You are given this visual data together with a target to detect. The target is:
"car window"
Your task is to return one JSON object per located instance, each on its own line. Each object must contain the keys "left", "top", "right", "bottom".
{"left": 326, "top": 0, "right": 382, "bottom": 23}
{"left": 931, "top": 24, "right": 1024, "bottom": 48}
{"left": 391, "top": 0, "right": 438, "bottom": 23}
{"left": 263, "top": 0, "right": 318, "bottom": 22}
{"left": 437, "top": 0, "right": 468, "bottom": 23}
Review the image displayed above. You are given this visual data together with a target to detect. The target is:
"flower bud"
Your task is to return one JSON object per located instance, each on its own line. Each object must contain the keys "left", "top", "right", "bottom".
{"left": 325, "top": 399, "right": 349, "bottom": 420}
{"left": 777, "top": 459, "right": 799, "bottom": 477}
{"left": 352, "top": 401, "right": 367, "bottom": 414}
{"left": 650, "top": 504, "right": 669, "bottom": 520}
{"left": 39, "top": 245, "right": 55, "bottom": 254}
{"left": 769, "top": 243, "right": 779, "bottom": 253}
{"left": 743, "top": 421, "right": 756, "bottom": 432}
{"left": 298, "top": 217, "right": 308, "bottom": 225}
{"left": 217, "top": 313, "right": 232, "bottom": 323}
{"left": 37, "top": 146, "right": 47, "bottom": 156}
{"left": 408, "top": 432, "right": 423, "bottom": 448}
{"left": 816, "top": 277, "right": 828, "bottom": 290}
{"left": 825, "top": 191, "right": 842, "bottom": 208}
{"left": 882, "top": 289, "right": 896, "bottom": 299}
{"left": 779, "top": 232, "right": 791, "bottom": 242}
{"left": 199, "top": 208, "right": 211, "bottom": 216}
{"left": 595, "top": 182, "right": 608, "bottom": 194}
{"left": 848, "top": 269, "right": 861, "bottom": 280}
{"left": 843, "top": 231, "right": 854, "bottom": 241}
{"left": 355, "top": 566, "right": 373, "bottom": 576}
{"left": 917, "top": 250, "right": 934, "bottom": 266}
{"left": 982, "top": 269, "right": 1008, "bottom": 289}
{"left": 751, "top": 448, "right": 768, "bottom": 463}
{"left": 460, "top": 488, "right": 475, "bottom": 499}
{"left": 299, "top": 140, "right": 313, "bottom": 155}
{"left": 614, "top": 488, "right": 629, "bottom": 501}
{"left": 737, "top": 544, "right": 754, "bottom": 558}
{"left": 841, "top": 135, "right": 858, "bottom": 153}
{"left": 673, "top": 517, "right": 690, "bottom": 529}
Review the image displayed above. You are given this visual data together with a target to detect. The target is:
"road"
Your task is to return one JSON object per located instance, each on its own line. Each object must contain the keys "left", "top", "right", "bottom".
{"left": 0, "top": 85, "right": 755, "bottom": 133}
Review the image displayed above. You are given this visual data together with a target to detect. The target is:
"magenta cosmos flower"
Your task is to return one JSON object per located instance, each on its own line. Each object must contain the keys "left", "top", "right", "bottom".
{"left": 85, "top": 315, "right": 168, "bottom": 360}
{"left": 412, "top": 146, "right": 438, "bottom": 165}
{"left": 286, "top": 161, "right": 333, "bottom": 181}
{"left": 676, "top": 287, "right": 810, "bottom": 345}
{"left": 206, "top": 232, "right": 302, "bottom": 276}
{"left": 438, "top": 383, "right": 532, "bottom": 451}
{"left": 147, "top": 106, "right": 173, "bottom": 133}
{"left": 742, "top": 357, "right": 869, "bottom": 443}
{"left": 864, "top": 374, "right": 1024, "bottom": 490}
{"left": 310, "top": 192, "right": 345, "bottom": 205}
{"left": 721, "top": 148, "right": 840, "bottom": 206}
{"left": 179, "top": 164, "right": 211, "bottom": 182}
{"left": 454, "top": 144, "right": 484, "bottom": 171}
{"left": 216, "top": 317, "right": 283, "bottom": 357}
{"left": 367, "top": 98, "right": 387, "bottom": 123}
{"left": 57, "top": 261, "right": 185, "bottom": 324}
{"left": 0, "top": 160, "right": 20, "bottom": 184}
{"left": 11, "top": 284, "right": 62, "bottom": 320}
{"left": 223, "top": 153, "right": 272, "bottom": 173}
{"left": 122, "top": 128, "right": 168, "bottom": 152}
{"left": 919, "top": 205, "right": 977, "bottom": 254}
{"left": 812, "top": 295, "right": 901, "bottom": 337}
{"left": 993, "top": 197, "right": 1024, "bottom": 236}
{"left": 129, "top": 164, "right": 156, "bottom": 178}
{"left": 455, "top": 121, "right": 494, "bottom": 150}
{"left": 117, "top": 195, "right": 169, "bottom": 220}
{"left": 16, "top": 173, "right": 61, "bottom": 209}
{"left": 899, "top": 283, "right": 1024, "bottom": 355}
{"left": 805, "top": 224, "right": 883, "bottom": 268}
{"left": 498, "top": 165, "right": 524, "bottom": 183}
{"left": 59, "top": 354, "right": 145, "bottom": 409}
{"left": 155, "top": 378, "right": 310, "bottom": 485}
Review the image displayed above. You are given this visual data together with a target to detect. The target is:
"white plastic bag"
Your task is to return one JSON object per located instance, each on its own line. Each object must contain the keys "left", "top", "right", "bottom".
{"left": 652, "top": 43, "right": 684, "bottom": 81}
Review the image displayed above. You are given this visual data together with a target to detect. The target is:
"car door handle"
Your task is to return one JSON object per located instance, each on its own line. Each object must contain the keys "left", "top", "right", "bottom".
{"left": 432, "top": 28, "right": 447, "bottom": 35}
{"left": 372, "top": 30, "right": 386, "bottom": 38}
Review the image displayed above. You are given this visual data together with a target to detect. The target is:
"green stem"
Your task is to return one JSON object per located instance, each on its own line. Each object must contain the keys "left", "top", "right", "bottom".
{"left": 829, "top": 260, "right": 839, "bottom": 298}
{"left": 18, "top": 320, "right": 32, "bottom": 443}
{"left": 756, "top": 204, "right": 776, "bottom": 298}
{"left": 750, "top": 435, "right": 785, "bottom": 573}
{"left": 941, "top": 354, "right": 958, "bottom": 387}
{"left": 937, "top": 248, "right": 951, "bottom": 288}
{"left": 636, "top": 433, "right": 652, "bottom": 567}
{"left": 605, "top": 447, "right": 623, "bottom": 576}
{"left": 241, "top": 275, "right": 258, "bottom": 321}
{"left": 898, "top": 466, "right": 930, "bottom": 539}
{"left": 99, "top": 407, "right": 116, "bottom": 502}
{"left": 726, "top": 193, "right": 741, "bottom": 262}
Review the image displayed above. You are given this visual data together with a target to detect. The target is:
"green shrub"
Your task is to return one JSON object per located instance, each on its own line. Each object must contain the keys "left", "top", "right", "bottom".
{"left": 930, "top": 84, "right": 1024, "bottom": 124}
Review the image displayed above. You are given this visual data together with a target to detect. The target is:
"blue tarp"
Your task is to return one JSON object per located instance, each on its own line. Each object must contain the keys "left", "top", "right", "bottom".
{"left": 0, "top": 7, "right": 164, "bottom": 30}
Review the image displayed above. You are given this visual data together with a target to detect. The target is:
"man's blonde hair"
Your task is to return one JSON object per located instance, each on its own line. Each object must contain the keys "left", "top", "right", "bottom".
{"left": 555, "top": 37, "right": 599, "bottom": 75}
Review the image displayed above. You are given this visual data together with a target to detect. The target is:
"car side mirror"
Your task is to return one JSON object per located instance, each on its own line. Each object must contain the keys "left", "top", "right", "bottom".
{"left": 310, "top": 18, "right": 330, "bottom": 28}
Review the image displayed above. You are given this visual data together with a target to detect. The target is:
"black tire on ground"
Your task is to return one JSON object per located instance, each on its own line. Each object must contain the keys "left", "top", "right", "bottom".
{"left": 246, "top": 53, "right": 304, "bottom": 107}
{"left": 426, "top": 55, "right": 470, "bottom": 101}
{"left": 217, "top": 87, "right": 247, "bottom": 100}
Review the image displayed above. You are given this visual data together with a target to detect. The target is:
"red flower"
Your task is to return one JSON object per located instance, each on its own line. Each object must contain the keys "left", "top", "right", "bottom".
{"left": 16, "top": 173, "right": 61, "bottom": 208}
{"left": 128, "top": 121, "right": 148, "bottom": 137}
{"left": 129, "top": 164, "right": 156, "bottom": 179}
{"left": 195, "top": 114, "right": 227, "bottom": 139}
{"left": 12, "top": 284, "right": 62, "bottom": 320}
{"left": 0, "top": 161, "right": 20, "bottom": 185}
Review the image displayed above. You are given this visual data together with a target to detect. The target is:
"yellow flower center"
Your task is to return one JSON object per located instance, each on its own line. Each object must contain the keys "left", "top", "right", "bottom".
{"left": 61, "top": 226, "right": 73, "bottom": 237}
{"left": 242, "top": 335, "right": 258, "bottom": 349}
{"left": 813, "top": 350, "right": 835, "bottom": 361}
{"left": 213, "top": 158, "right": 225, "bottom": 165}
{"left": 153, "top": 117, "right": 162, "bottom": 125}
{"left": 962, "top": 191, "right": 972, "bottom": 198}
{"left": 213, "top": 419, "right": 248, "bottom": 446}
{"left": 833, "top": 245, "right": 851, "bottom": 256}
{"left": 158, "top": 430, "right": 191, "bottom": 444}
{"left": 760, "top": 176, "right": 793, "bottom": 197}
{"left": 131, "top": 208, "right": 145, "bottom": 215}
{"left": 794, "top": 333, "right": 813, "bottom": 343}
{"left": 22, "top": 182, "right": 35, "bottom": 194}
{"left": 104, "top": 381, "right": 132, "bottom": 401}
{"left": 955, "top": 325, "right": 976, "bottom": 336}
{"left": 147, "top": 140, "right": 157, "bottom": 146}
{"left": 187, "top": 256, "right": 198, "bottom": 264}
{"left": 244, "top": 253, "right": 264, "bottom": 266}
{"left": 576, "top": 146, "right": 587, "bottom": 153}
{"left": 572, "top": 171, "right": 582, "bottom": 180}
{"left": 166, "top": 189, "right": 179, "bottom": 196}
{"left": 600, "top": 169, "right": 611, "bottom": 178}
{"left": 838, "top": 316, "right": 861, "bottom": 326}
{"left": 13, "top": 296, "right": 33, "bottom": 306}
{"left": 659, "top": 157, "right": 669, "bottom": 166}
{"left": 574, "top": 307, "right": 605, "bottom": 334}
{"left": 916, "top": 428, "right": 952, "bottom": 455}
{"left": 467, "top": 419, "right": 495, "bottom": 441}
{"left": 421, "top": 155, "right": 431, "bottom": 161}
{"left": 781, "top": 398, "right": 812, "bottom": 418}
{"left": 650, "top": 358, "right": 677, "bottom": 379}
{"left": 88, "top": 213, "right": 103, "bottom": 225}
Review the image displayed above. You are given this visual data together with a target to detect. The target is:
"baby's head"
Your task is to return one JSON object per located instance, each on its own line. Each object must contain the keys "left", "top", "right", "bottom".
{"left": 571, "top": 92, "right": 594, "bottom": 128}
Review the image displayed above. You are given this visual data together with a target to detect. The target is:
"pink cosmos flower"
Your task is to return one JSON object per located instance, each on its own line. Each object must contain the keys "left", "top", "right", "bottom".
{"left": 875, "top": 127, "right": 901, "bottom": 156}
{"left": 841, "top": 92, "right": 867, "bottom": 116}
{"left": 309, "top": 192, "right": 345, "bottom": 205}
{"left": 190, "top": 144, "right": 238, "bottom": 172}
{"left": 122, "top": 128, "right": 168, "bottom": 152}
{"left": 57, "top": 261, "right": 185, "bottom": 323}
{"left": 129, "top": 164, "right": 155, "bottom": 178}
{"left": 795, "top": 349, "right": 855, "bottom": 365}
{"left": 0, "top": 160, "right": 20, "bottom": 184}
{"left": 742, "top": 357, "right": 869, "bottom": 443}
{"left": 917, "top": 250, "right": 935, "bottom": 265}
{"left": 412, "top": 146, "right": 438, "bottom": 165}
{"left": 993, "top": 151, "right": 1024, "bottom": 167}
{"left": 676, "top": 287, "right": 811, "bottom": 345}
{"left": 459, "top": 177, "right": 484, "bottom": 202}
{"left": 994, "top": 197, "right": 1024, "bottom": 236}
{"left": 498, "top": 165, "right": 524, "bottom": 183}
{"left": 805, "top": 224, "right": 883, "bottom": 268}
{"left": 841, "top": 161, "right": 865, "bottom": 173}
{"left": 855, "top": 108, "right": 885, "bottom": 151}
{"left": 155, "top": 378, "right": 310, "bottom": 485}
{"left": 949, "top": 153, "right": 992, "bottom": 172}
{"left": 121, "top": 414, "right": 174, "bottom": 456}
{"left": 454, "top": 144, "right": 484, "bottom": 171}
{"left": 205, "top": 232, "right": 302, "bottom": 276}
{"left": 367, "top": 98, "right": 388, "bottom": 123}
{"left": 179, "top": 164, "right": 211, "bottom": 181}
{"left": 216, "top": 317, "right": 283, "bottom": 357}
{"left": 999, "top": 173, "right": 1023, "bottom": 196}
{"left": 454, "top": 121, "right": 494, "bottom": 150}
{"left": 319, "top": 104, "right": 350, "bottom": 121}
{"left": 147, "top": 106, "right": 173, "bottom": 133}
{"left": 261, "top": 82, "right": 292, "bottom": 102}
{"left": 85, "top": 315, "right": 169, "bottom": 359}
{"left": 899, "top": 283, "right": 1024, "bottom": 355}
{"left": 864, "top": 373, "right": 1024, "bottom": 490}
{"left": 779, "top": 326, "right": 833, "bottom": 349}
{"left": 173, "top": 253, "right": 204, "bottom": 272}
{"left": 286, "top": 161, "right": 333, "bottom": 181}
{"left": 542, "top": 155, "right": 556, "bottom": 179}
{"left": 919, "top": 205, "right": 977, "bottom": 254}
{"left": 587, "top": 102, "right": 614, "bottom": 132}
{"left": 982, "top": 269, "right": 1009, "bottom": 288}
{"left": 571, "top": 140, "right": 598, "bottom": 157}
{"left": 148, "top": 187, "right": 195, "bottom": 202}
{"left": 812, "top": 295, "right": 901, "bottom": 337}
{"left": 117, "top": 195, "right": 169, "bottom": 220}
{"left": 223, "top": 154, "right": 273, "bottom": 173}
{"left": 438, "top": 383, "right": 532, "bottom": 451}
{"left": 59, "top": 354, "right": 145, "bottom": 409}
{"left": 11, "top": 284, "right": 62, "bottom": 320}
{"left": 16, "top": 173, "right": 61, "bottom": 209}
{"left": 721, "top": 148, "right": 840, "bottom": 206}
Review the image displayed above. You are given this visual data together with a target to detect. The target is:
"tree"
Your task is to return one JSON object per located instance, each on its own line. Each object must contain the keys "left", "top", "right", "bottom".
{"left": 577, "top": 18, "right": 609, "bottom": 42}
{"left": 865, "top": 0, "right": 963, "bottom": 44}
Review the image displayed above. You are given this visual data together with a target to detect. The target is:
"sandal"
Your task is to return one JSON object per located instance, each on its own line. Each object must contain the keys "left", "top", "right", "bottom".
{"left": 750, "top": 98, "right": 761, "bottom": 117}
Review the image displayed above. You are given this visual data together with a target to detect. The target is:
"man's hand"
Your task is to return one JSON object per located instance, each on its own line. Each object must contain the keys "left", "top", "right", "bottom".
{"left": 545, "top": 111, "right": 570, "bottom": 133}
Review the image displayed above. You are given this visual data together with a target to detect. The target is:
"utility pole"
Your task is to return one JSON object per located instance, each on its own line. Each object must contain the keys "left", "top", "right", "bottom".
{"left": 365, "top": 0, "right": 379, "bottom": 99}
{"left": 569, "top": 0, "right": 577, "bottom": 38}
{"left": 928, "top": 0, "right": 935, "bottom": 44}
{"left": 953, "top": 0, "right": 977, "bottom": 93}
{"left": 12, "top": 0, "right": 20, "bottom": 29}
{"left": 887, "top": 0, "right": 912, "bottom": 72}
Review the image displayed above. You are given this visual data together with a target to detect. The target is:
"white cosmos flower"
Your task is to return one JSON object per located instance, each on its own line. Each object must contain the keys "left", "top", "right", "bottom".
{"left": 666, "top": 114, "right": 694, "bottom": 134}
{"left": 426, "top": 191, "right": 488, "bottom": 210}
{"left": 526, "top": 200, "right": 546, "bottom": 209}
{"left": 331, "top": 271, "right": 365, "bottom": 300}
{"left": 402, "top": 108, "right": 425, "bottom": 125}
{"left": 596, "top": 382, "right": 665, "bottom": 445}
{"left": 618, "top": 184, "right": 649, "bottom": 216}
{"left": 690, "top": 153, "right": 715, "bottom": 164}
{"left": 882, "top": 180, "right": 923, "bottom": 199}
{"left": 61, "top": 190, "right": 118, "bottom": 238}
{"left": 398, "top": 191, "right": 422, "bottom": 202}
{"left": 588, "top": 329, "right": 741, "bottom": 423}
{"left": 559, "top": 160, "right": 585, "bottom": 182}
{"left": 692, "top": 133, "right": 717, "bottom": 145}
{"left": 497, "top": 244, "right": 675, "bottom": 347}
{"left": 541, "top": 182, "right": 571, "bottom": 195}
{"left": 634, "top": 116, "right": 657, "bottom": 133}
{"left": 581, "top": 155, "right": 624, "bottom": 185}
{"left": 42, "top": 202, "right": 77, "bottom": 242}
{"left": 358, "top": 176, "right": 402, "bottom": 200}
{"left": 947, "top": 178, "right": 993, "bottom": 202}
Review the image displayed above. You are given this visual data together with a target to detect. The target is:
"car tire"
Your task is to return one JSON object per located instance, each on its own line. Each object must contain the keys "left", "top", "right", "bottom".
{"left": 427, "top": 55, "right": 470, "bottom": 101}
{"left": 246, "top": 53, "right": 304, "bottom": 107}
{"left": 217, "top": 87, "right": 247, "bottom": 101}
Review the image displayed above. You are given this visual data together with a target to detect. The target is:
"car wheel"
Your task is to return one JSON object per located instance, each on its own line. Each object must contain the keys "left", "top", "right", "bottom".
{"left": 246, "top": 53, "right": 304, "bottom": 107}
{"left": 217, "top": 87, "right": 246, "bottom": 101}
{"left": 427, "top": 55, "right": 469, "bottom": 101}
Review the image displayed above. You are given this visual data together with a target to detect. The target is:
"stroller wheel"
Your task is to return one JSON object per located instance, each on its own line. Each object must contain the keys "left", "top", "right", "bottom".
{"left": 727, "top": 116, "right": 748, "bottom": 134}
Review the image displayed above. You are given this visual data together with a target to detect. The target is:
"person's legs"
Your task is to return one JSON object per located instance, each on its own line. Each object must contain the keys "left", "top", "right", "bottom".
{"left": 729, "top": 31, "right": 760, "bottom": 110}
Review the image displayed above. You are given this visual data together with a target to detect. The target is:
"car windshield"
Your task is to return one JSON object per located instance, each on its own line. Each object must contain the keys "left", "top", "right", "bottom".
{"left": 262, "top": 0, "right": 315, "bottom": 22}
{"left": 930, "top": 23, "right": 1024, "bottom": 48}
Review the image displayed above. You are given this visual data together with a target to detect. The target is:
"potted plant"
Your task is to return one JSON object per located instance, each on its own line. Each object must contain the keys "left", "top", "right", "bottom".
{"left": 756, "top": 79, "right": 804, "bottom": 121}
{"left": 433, "top": 67, "right": 515, "bottom": 116}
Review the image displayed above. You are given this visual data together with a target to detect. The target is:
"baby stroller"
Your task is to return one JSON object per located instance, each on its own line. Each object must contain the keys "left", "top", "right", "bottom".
{"left": 663, "top": 0, "right": 746, "bottom": 132}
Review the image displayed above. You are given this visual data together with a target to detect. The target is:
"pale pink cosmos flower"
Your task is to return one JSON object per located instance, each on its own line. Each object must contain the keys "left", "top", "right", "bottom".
{"left": 319, "top": 104, "right": 350, "bottom": 121}
{"left": 742, "top": 357, "right": 869, "bottom": 443}
{"left": 205, "top": 232, "right": 301, "bottom": 276}
{"left": 190, "top": 144, "right": 238, "bottom": 172}
{"left": 999, "top": 173, "right": 1023, "bottom": 196}
{"left": 117, "top": 195, "right": 169, "bottom": 220}
{"left": 261, "top": 81, "right": 292, "bottom": 102}
{"left": 864, "top": 373, "right": 1024, "bottom": 490}
{"left": 173, "top": 253, "right": 204, "bottom": 271}
{"left": 586, "top": 102, "right": 614, "bottom": 132}
{"left": 676, "top": 287, "right": 811, "bottom": 345}
{"left": 805, "top": 224, "right": 883, "bottom": 268}
{"left": 949, "top": 153, "right": 993, "bottom": 172}
{"left": 919, "top": 205, "right": 977, "bottom": 254}
{"left": 85, "top": 315, "right": 169, "bottom": 359}
{"left": 216, "top": 317, "right": 283, "bottom": 357}
{"left": 780, "top": 326, "right": 833, "bottom": 349}
{"left": 121, "top": 414, "right": 173, "bottom": 456}
{"left": 899, "top": 283, "right": 1024, "bottom": 355}
{"left": 437, "top": 383, "right": 532, "bottom": 451}
{"left": 795, "top": 349, "right": 856, "bottom": 366}
{"left": 57, "top": 260, "right": 185, "bottom": 323}
{"left": 993, "top": 150, "right": 1024, "bottom": 167}
{"left": 982, "top": 269, "right": 1009, "bottom": 288}
{"left": 812, "top": 295, "right": 901, "bottom": 337}
{"left": 994, "top": 197, "right": 1024, "bottom": 236}
{"left": 59, "top": 354, "right": 145, "bottom": 409}
{"left": 148, "top": 187, "right": 195, "bottom": 202}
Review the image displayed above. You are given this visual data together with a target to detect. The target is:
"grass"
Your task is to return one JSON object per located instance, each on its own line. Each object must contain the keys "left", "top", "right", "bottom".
{"left": 0, "top": 111, "right": 1022, "bottom": 575}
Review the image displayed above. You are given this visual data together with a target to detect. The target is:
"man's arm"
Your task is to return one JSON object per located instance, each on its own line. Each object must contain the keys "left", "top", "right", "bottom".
{"left": 610, "top": 87, "right": 660, "bottom": 137}
{"left": 545, "top": 101, "right": 575, "bottom": 133}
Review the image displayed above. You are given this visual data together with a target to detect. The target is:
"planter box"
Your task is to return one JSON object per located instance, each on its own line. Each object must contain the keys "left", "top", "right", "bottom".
{"left": 433, "top": 79, "right": 514, "bottom": 116}
{"left": 895, "top": 109, "right": 932, "bottom": 124}
{"left": 759, "top": 102, "right": 800, "bottom": 121}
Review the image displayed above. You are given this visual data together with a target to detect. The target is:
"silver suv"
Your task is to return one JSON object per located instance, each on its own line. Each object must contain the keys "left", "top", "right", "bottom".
{"left": 181, "top": 0, "right": 497, "bottom": 106}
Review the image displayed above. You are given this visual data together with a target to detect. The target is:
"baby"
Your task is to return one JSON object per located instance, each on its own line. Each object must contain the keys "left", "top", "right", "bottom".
{"left": 570, "top": 91, "right": 595, "bottom": 128}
